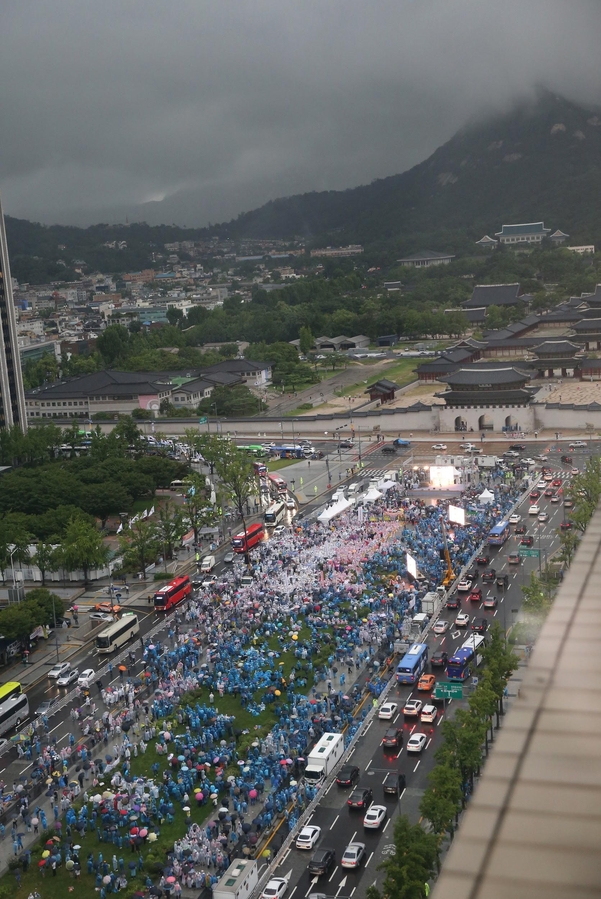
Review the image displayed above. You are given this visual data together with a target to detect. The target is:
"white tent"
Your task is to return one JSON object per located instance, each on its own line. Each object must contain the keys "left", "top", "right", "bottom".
{"left": 478, "top": 488, "right": 495, "bottom": 505}
{"left": 362, "top": 487, "right": 383, "bottom": 504}
{"left": 317, "top": 497, "right": 354, "bottom": 523}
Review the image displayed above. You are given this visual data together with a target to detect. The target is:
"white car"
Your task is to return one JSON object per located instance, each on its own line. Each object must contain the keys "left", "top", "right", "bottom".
{"left": 285, "top": 498, "right": 296, "bottom": 510}
{"left": 223, "top": 552, "right": 235, "bottom": 564}
{"left": 48, "top": 662, "right": 71, "bottom": 679}
{"left": 363, "top": 805, "right": 387, "bottom": 830}
{"left": 57, "top": 668, "right": 79, "bottom": 687}
{"left": 432, "top": 444, "right": 447, "bottom": 451}
{"left": 89, "top": 611, "right": 114, "bottom": 624}
{"left": 509, "top": 514, "right": 521, "bottom": 524}
{"left": 550, "top": 495, "right": 560, "bottom": 503}
{"left": 403, "top": 699, "right": 422, "bottom": 717}
{"left": 457, "top": 578, "right": 473, "bottom": 592}
{"left": 407, "top": 732, "right": 428, "bottom": 753}
{"left": 261, "top": 878, "right": 288, "bottom": 899}
{"left": 522, "top": 458, "right": 536, "bottom": 466}
{"left": 538, "top": 512, "right": 549, "bottom": 522}
{"left": 433, "top": 620, "right": 449, "bottom": 635}
{"left": 78, "top": 668, "right": 96, "bottom": 688}
{"left": 570, "top": 441, "right": 587, "bottom": 449}
{"left": 534, "top": 454, "right": 548, "bottom": 462}
{"left": 536, "top": 481, "right": 546, "bottom": 489}
{"left": 420, "top": 704, "right": 437, "bottom": 724}
{"left": 528, "top": 505, "right": 540, "bottom": 516}
{"left": 341, "top": 842, "right": 366, "bottom": 869}
{"left": 459, "top": 443, "right": 476, "bottom": 450}
{"left": 456, "top": 612, "right": 470, "bottom": 627}
{"left": 273, "top": 525, "right": 287, "bottom": 536}
{"left": 378, "top": 702, "right": 398, "bottom": 720}
{"left": 295, "top": 824, "right": 321, "bottom": 850}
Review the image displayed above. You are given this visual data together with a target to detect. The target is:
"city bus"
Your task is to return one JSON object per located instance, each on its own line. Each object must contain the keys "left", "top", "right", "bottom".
{"left": 253, "top": 460, "right": 268, "bottom": 477}
{"left": 96, "top": 613, "right": 140, "bottom": 654}
{"left": 238, "top": 445, "right": 266, "bottom": 458}
{"left": 264, "top": 500, "right": 287, "bottom": 527}
{"left": 0, "top": 682, "right": 22, "bottom": 703}
{"left": 154, "top": 575, "right": 192, "bottom": 612}
{"left": 446, "top": 635, "right": 486, "bottom": 682}
{"left": 488, "top": 521, "right": 510, "bottom": 546}
{"left": 0, "top": 692, "right": 29, "bottom": 736}
{"left": 231, "top": 523, "right": 265, "bottom": 554}
{"left": 267, "top": 473, "right": 288, "bottom": 497}
{"left": 396, "top": 643, "right": 429, "bottom": 685}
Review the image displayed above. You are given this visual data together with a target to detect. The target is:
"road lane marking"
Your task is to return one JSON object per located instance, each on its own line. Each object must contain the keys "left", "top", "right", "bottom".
{"left": 413, "top": 760, "right": 421, "bottom": 772}
{"left": 289, "top": 888, "right": 297, "bottom": 899}
{"left": 436, "top": 715, "right": 444, "bottom": 726}
{"left": 383, "top": 817, "right": 391, "bottom": 832}
{"left": 426, "top": 738, "right": 432, "bottom": 749}
{"left": 395, "top": 747, "right": 403, "bottom": 759}
{"left": 331, "top": 814, "right": 339, "bottom": 828}
{"left": 393, "top": 713, "right": 400, "bottom": 724}
{"left": 328, "top": 867, "right": 337, "bottom": 882}
{"left": 350, "top": 888, "right": 356, "bottom": 897}
{"left": 366, "top": 852, "right": 374, "bottom": 867}
{"left": 350, "top": 831, "right": 357, "bottom": 843}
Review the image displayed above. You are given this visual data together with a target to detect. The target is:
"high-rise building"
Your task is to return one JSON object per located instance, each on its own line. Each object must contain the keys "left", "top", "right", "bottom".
{"left": 0, "top": 193, "right": 27, "bottom": 431}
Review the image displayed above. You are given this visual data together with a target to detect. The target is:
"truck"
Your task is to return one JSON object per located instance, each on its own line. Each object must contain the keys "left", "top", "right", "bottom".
{"left": 303, "top": 732, "right": 345, "bottom": 785}
{"left": 213, "top": 859, "right": 258, "bottom": 899}
{"left": 421, "top": 589, "right": 444, "bottom": 615}
{"left": 474, "top": 455, "right": 499, "bottom": 469}
{"left": 199, "top": 555, "right": 216, "bottom": 573}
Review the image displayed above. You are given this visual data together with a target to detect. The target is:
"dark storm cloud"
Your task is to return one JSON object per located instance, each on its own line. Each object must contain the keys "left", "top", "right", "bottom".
{"left": 1, "top": 0, "right": 601, "bottom": 226}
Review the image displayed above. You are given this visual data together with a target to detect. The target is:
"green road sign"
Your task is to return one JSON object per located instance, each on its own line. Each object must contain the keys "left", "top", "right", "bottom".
{"left": 198, "top": 416, "right": 208, "bottom": 424}
{"left": 518, "top": 548, "right": 540, "bottom": 557}
{"left": 434, "top": 683, "right": 463, "bottom": 700}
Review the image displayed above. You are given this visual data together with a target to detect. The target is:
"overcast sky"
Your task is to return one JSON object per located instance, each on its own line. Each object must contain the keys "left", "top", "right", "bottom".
{"left": 2, "top": 0, "right": 601, "bottom": 228}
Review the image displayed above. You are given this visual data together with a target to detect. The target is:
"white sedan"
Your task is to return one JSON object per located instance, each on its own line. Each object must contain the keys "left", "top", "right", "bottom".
{"left": 363, "top": 805, "right": 387, "bottom": 830}
{"left": 528, "top": 505, "right": 540, "bottom": 516}
{"left": 378, "top": 702, "right": 398, "bottom": 720}
{"left": 456, "top": 612, "right": 470, "bottom": 627}
{"left": 57, "top": 668, "right": 79, "bottom": 687}
{"left": 48, "top": 662, "right": 71, "bottom": 679}
{"left": 432, "top": 444, "right": 447, "bottom": 451}
{"left": 261, "top": 879, "right": 288, "bottom": 899}
{"left": 457, "top": 578, "right": 473, "bottom": 592}
{"left": 538, "top": 512, "right": 549, "bottom": 522}
{"left": 509, "top": 514, "right": 521, "bottom": 524}
{"left": 341, "top": 842, "right": 366, "bottom": 869}
{"left": 407, "top": 732, "right": 428, "bottom": 753}
{"left": 432, "top": 619, "right": 449, "bottom": 635}
{"left": 295, "top": 825, "right": 321, "bottom": 850}
{"left": 78, "top": 668, "right": 96, "bottom": 688}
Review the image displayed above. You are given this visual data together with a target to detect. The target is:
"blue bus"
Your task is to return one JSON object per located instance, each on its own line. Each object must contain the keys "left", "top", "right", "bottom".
{"left": 267, "top": 445, "right": 304, "bottom": 459}
{"left": 446, "top": 636, "right": 486, "bottom": 681}
{"left": 488, "top": 520, "right": 510, "bottom": 546}
{"left": 396, "top": 643, "right": 429, "bottom": 685}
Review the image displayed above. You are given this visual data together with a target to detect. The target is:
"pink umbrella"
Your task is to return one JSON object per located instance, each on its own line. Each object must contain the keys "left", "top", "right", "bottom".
{"left": 166, "top": 876, "right": 176, "bottom": 884}
{"left": 249, "top": 789, "right": 257, "bottom": 799}
{"left": 139, "top": 828, "right": 148, "bottom": 838}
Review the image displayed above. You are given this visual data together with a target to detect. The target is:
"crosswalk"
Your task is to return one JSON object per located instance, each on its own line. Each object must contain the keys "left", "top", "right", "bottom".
{"left": 361, "top": 468, "right": 400, "bottom": 479}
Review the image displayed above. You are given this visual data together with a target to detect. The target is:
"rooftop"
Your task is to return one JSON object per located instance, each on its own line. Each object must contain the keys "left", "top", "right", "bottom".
{"left": 464, "top": 283, "right": 522, "bottom": 309}
{"left": 495, "top": 222, "right": 551, "bottom": 236}
{"left": 439, "top": 366, "right": 531, "bottom": 387}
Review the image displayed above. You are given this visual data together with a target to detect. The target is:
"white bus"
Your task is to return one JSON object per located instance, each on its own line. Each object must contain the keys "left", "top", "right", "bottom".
{"left": 264, "top": 500, "right": 286, "bottom": 527}
{"left": 96, "top": 613, "right": 140, "bottom": 654}
{"left": 0, "top": 692, "right": 29, "bottom": 737}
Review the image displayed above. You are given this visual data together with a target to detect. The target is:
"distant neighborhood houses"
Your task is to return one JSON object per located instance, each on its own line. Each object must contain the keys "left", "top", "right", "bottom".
{"left": 25, "top": 358, "right": 273, "bottom": 420}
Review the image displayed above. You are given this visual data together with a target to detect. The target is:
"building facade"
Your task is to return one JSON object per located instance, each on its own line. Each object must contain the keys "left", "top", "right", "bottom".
{"left": 0, "top": 193, "right": 27, "bottom": 431}
{"left": 495, "top": 222, "right": 551, "bottom": 245}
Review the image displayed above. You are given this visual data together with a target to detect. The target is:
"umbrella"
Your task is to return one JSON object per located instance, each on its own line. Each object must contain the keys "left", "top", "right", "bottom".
{"left": 118, "top": 665, "right": 127, "bottom": 672}
{"left": 73, "top": 844, "right": 81, "bottom": 850}
{"left": 148, "top": 832, "right": 157, "bottom": 842}
{"left": 42, "top": 851, "right": 50, "bottom": 859}
{"left": 128, "top": 862, "right": 137, "bottom": 871}
{"left": 66, "top": 859, "right": 75, "bottom": 870}
{"left": 52, "top": 836, "right": 61, "bottom": 842}
{"left": 38, "top": 860, "right": 46, "bottom": 868}
{"left": 139, "top": 828, "right": 148, "bottom": 838}
{"left": 31, "top": 818, "right": 39, "bottom": 826}
{"left": 103, "top": 875, "right": 112, "bottom": 884}
{"left": 149, "top": 888, "right": 162, "bottom": 897}
{"left": 166, "top": 876, "right": 176, "bottom": 884}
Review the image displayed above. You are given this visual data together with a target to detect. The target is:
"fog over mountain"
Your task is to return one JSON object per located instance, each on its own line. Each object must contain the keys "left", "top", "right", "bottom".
{"left": 2, "top": 0, "right": 601, "bottom": 227}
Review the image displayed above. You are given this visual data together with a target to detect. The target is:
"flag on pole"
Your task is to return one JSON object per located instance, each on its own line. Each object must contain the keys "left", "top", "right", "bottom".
{"left": 142, "top": 509, "right": 148, "bottom": 520}
{"left": 116, "top": 523, "right": 123, "bottom": 534}
{"left": 149, "top": 505, "right": 155, "bottom": 516}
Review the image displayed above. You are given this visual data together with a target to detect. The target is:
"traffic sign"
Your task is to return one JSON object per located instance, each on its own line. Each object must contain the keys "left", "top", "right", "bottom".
{"left": 198, "top": 416, "right": 208, "bottom": 424}
{"left": 434, "top": 683, "right": 463, "bottom": 700}
{"left": 518, "top": 548, "right": 540, "bottom": 557}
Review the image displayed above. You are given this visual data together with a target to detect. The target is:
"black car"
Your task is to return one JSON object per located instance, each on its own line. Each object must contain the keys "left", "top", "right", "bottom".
{"left": 348, "top": 787, "right": 373, "bottom": 809}
{"left": 381, "top": 445, "right": 397, "bottom": 454}
{"left": 475, "top": 555, "right": 489, "bottom": 566}
{"left": 472, "top": 617, "right": 488, "bottom": 633}
{"left": 515, "top": 524, "right": 527, "bottom": 535}
{"left": 481, "top": 568, "right": 496, "bottom": 583}
{"left": 308, "top": 847, "right": 336, "bottom": 877}
{"left": 339, "top": 440, "right": 354, "bottom": 449}
{"left": 382, "top": 728, "right": 403, "bottom": 749}
{"left": 383, "top": 772, "right": 407, "bottom": 796}
{"left": 336, "top": 764, "right": 360, "bottom": 787}
{"left": 520, "top": 536, "right": 534, "bottom": 547}
{"left": 430, "top": 650, "right": 448, "bottom": 668}
{"left": 496, "top": 573, "right": 509, "bottom": 588}
{"left": 509, "top": 443, "right": 527, "bottom": 451}
{"left": 446, "top": 595, "right": 459, "bottom": 609}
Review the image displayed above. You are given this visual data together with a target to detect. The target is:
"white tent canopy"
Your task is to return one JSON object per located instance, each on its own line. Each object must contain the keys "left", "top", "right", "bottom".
{"left": 478, "top": 488, "right": 495, "bottom": 505}
{"left": 362, "top": 487, "right": 383, "bottom": 504}
{"left": 318, "top": 497, "right": 354, "bottom": 523}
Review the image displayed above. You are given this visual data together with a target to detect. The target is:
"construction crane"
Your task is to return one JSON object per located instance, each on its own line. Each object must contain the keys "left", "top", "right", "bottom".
{"left": 439, "top": 520, "right": 455, "bottom": 587}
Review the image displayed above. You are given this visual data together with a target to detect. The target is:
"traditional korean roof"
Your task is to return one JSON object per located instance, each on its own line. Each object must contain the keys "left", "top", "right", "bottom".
{"left": 464, "top": 283, "right": 522, "bottom": 309}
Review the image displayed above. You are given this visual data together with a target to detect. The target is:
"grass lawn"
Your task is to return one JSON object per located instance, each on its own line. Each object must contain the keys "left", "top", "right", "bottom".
{"left": 335, "top": 357, "right": 418, "bottom": 399}
{"left": 267, "top": 459, "right": 301, "bottom": 472}
{"left": 5, "top": 625, "right": 335, "bottom": 899}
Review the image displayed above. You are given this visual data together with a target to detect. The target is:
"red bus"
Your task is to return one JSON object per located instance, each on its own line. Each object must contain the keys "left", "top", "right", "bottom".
{"left": 231, "top": 523, "right": 265, "bottom": 554}
{"left": 267, "top": 473, "right": 287, "bottom": 496}
{"left": 253, "top": 460, "right": 267, "bottom": 477}
{"left": 154, "top": 575, "right": 192, "bottom": 612}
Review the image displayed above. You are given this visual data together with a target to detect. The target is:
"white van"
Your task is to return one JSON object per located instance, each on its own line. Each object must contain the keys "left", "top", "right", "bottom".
{"left": 200, "top": 555, "right": 216, "bottom": 573}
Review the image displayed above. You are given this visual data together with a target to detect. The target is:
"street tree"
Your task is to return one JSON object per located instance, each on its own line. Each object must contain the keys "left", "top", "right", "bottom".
{"left": 468, "top": 671, "right": 499, "bottom": 752}
{"left": 521, "top": 570, "right": 553, "bottom": 616}
{"left": 481, "top": 622, "right": 519, "bottom": 721}
{"left": 156, "top": 502, "right": 185, "bottom": 564}
{"left": 436, "top": 710, "right": 485, "bottom": 796}
{"left": 299, "top": 326, "right": 314, "bottom": 356}
{"left": 120, "top": 520, "right": 159, "bottom": 579}
{"left": 566, "top": 455, "right": 601, "bottom": 531}
{"left": 198, "top": 436, "right": 256, "bottom": 563}
{"left": 557, "top": 527, "right": 579, "bottom": 567}
{"left": 372, "top": 815, "right": 439, "bottom": 899}
{"left": 31, "top": 541, "right": 61, "bottom": 586}
{"left": 420, "top": 763, "right": 463, "bottom": 839}
{"left": 62, "top": 518, "right": 109, "bottom": 585}
{"left": 182, "top": 474, "right": 217, "bottom": 545}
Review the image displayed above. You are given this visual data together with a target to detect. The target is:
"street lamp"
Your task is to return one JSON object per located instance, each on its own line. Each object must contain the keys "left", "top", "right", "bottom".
{"left": 51, "top": 594, "right": 60, "bottom": 662}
